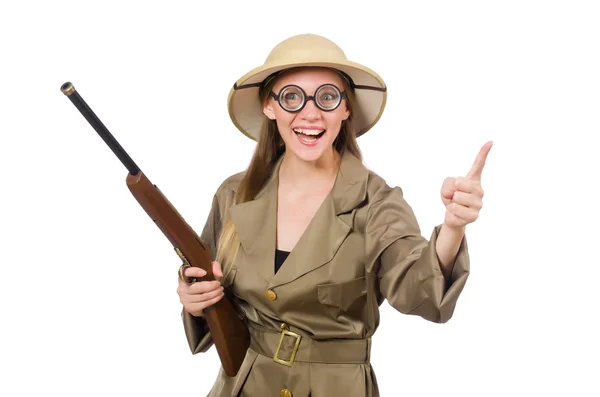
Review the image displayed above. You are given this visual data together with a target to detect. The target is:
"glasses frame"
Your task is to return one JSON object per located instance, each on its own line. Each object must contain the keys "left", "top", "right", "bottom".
{"left": 269, "top": 83, "right": 347, "bottom": 113}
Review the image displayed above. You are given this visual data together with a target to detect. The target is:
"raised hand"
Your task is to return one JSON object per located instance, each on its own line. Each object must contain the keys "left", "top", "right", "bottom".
{"left": 440, "top": 141, "right": 493, "bottom": 230}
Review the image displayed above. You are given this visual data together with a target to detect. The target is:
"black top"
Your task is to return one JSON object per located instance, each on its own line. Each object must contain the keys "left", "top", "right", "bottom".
{"left": 275, "top": 249, "right": 290, "bottom": 273}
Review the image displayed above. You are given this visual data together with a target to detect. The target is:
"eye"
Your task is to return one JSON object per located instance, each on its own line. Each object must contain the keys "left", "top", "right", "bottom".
{"left": 284, "top": 92, "right": 299, "bottom": 101}
{"left": 318, "top": 89, "right": 340, "bottom": 105}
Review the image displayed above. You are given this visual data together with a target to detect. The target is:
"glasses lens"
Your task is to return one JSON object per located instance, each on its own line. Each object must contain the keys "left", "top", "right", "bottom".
{"left": 316, "top": 85, "right": 341, "bottom": 110}
{"left": 279, "top": 86, "right": 304, "bottom": 111}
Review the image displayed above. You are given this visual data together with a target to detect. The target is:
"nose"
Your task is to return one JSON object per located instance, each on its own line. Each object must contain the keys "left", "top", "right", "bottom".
{"left": 298, "top": 98, "right": 321, "bottom": 120}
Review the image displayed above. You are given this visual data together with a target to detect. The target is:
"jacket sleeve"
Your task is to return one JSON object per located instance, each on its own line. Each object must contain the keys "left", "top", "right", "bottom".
{"left": 181, "top": 192, "right": 223, "bottom": 354}
{"left": 365, "top": 184, "right": 470, "bottom": 323}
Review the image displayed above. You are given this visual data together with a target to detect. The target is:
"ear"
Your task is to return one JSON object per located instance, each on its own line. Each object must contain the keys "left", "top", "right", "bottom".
{"left": 262, "top": 99, "right": 276, "bottom": 120}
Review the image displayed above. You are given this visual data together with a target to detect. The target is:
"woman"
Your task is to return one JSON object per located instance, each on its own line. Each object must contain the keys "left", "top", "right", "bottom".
{"left": 177, "top": 33, "right": 491, "bottom": 397}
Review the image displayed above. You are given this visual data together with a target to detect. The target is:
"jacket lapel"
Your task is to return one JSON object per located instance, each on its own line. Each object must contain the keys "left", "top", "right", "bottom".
{"left": 269, "top": 151, "right": 369, "bottom": 288}
{"left": 228, "top": 150, "right": 370, "bottom": 288}
{"left": 228, "top": 156, "right": 282, "bottom": 284}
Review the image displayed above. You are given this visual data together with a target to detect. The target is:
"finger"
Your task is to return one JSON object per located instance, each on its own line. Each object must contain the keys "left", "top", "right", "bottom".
{"left": 178, "top": 279, "right": 217, "bottom": 295}
{"left": 441, "top": 177, "right": 456, "bottom": 199}
{"left": 441, "top": 188, "right": 455, "bottom": 200}
{"left": 189, "top": 280, "right": 223, "bottom": 295}
{"left": 184, "top": 267, "right": 207, "bottom": 278}
{"left": 447, "top": 202, "right": 479, "bottom": 223}
{"left": 454, "top": 177, "right": 484, "bottom": 196}
{"left": 212, "top": 261, "right": 224, "bottom": 278}
{"left": 466, "top": 141, "right": 493, "bottom": 181}
{"left": 184, "top": 292, "right": 225, "bottom": 314}
{"left": 185, "top": 285, "right": 225, "bottom": 303}
{"left": 451, "top": 191, "right": 482, "bottom": 210}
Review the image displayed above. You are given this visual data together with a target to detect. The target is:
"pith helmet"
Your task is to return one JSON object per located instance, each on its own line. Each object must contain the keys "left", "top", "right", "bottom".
{"left": 227, "top": 33, "right": 387, "bottom": 141}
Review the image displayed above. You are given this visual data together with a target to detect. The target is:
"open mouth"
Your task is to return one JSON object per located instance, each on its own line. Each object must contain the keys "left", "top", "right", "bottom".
{"left": 293, "top": 128, "right": 326, "bottom": 144}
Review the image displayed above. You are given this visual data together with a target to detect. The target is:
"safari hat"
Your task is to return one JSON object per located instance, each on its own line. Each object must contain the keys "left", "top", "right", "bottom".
{"left": 227, "top": 33, "right": 387, "bottom": 141}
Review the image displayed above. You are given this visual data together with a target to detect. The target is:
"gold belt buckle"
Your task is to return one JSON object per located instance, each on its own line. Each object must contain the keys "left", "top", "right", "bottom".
{"left": 273, "top": 323, "right": 301, "bottom": 367}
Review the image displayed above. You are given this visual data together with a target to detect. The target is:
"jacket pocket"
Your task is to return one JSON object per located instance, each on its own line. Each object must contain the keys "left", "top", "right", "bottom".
{"left": 317, "top": 276, "right": 368, "bottom": 311}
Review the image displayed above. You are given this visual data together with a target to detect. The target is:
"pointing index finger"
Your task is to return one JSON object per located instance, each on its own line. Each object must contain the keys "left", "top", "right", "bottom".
{"left": 466, "top": 141, "right": 493, "bottom": 180}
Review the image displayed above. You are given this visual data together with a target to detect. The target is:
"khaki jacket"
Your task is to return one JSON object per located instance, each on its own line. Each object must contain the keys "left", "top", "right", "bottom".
{"left": 183, "top": 151, "right": 470, "bottom": 397}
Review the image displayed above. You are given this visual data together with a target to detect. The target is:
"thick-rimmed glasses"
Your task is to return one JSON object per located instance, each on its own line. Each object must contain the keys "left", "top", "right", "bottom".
{"left": 270, "top": 84, "right": 346, "bottom": 113}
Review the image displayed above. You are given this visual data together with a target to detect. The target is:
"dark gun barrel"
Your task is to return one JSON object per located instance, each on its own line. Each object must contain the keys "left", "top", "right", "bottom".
{"left": 61, "top": 82, "right": 140, "bottom": 175}
{"left": 60, "top": 82, "right": 250, "bottom": 377}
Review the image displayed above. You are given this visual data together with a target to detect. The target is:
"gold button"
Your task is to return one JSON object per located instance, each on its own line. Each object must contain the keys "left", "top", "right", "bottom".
{"left": 264, "top": 289, "right": 277, "bottom": 301}
{"left": 280, "top": 389, "right": 292, "bottom": 397}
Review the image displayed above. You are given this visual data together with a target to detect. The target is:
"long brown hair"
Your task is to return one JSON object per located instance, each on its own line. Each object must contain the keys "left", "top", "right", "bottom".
{"left": 215, "top": 67, "right": 362, "bottom": 268}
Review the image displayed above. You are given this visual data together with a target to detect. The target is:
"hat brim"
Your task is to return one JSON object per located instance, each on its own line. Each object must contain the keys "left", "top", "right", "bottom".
{"left": 227, "top": 59, "right": 387, "bottom": 141}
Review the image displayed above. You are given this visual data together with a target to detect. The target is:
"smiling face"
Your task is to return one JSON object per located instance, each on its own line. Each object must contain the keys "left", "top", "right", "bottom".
{"left": 262, "top": 67, "right": 350, "bottom": 163}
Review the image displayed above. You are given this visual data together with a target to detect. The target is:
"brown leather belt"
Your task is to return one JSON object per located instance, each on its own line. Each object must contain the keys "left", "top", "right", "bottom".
{"left": 247, "top": 322, "right": 371, "bottom": 366}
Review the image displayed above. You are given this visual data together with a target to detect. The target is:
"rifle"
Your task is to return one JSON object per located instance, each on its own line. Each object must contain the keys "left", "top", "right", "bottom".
{"left": 60, "top": 81, "right": 250, "bottom": 377}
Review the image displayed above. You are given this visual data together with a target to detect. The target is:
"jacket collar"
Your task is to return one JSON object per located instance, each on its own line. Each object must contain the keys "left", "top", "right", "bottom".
{"left": 229, "top": 150, "right": 369, "bottom": 287}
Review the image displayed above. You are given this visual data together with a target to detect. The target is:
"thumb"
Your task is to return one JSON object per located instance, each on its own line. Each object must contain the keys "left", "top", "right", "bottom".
{"left": 212, "top": 261, "right": 224, "bottom": 278}
{"left": 441, "top": 177, "right": 456, "bottom": 199}
{"left": 441, "top": 189, "right": 454, "bottom": 200}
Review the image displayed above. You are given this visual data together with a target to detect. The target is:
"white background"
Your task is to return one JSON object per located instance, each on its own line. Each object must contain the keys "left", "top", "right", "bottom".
{"left": 1, "top": 1, "right": 599, "bottom": 396}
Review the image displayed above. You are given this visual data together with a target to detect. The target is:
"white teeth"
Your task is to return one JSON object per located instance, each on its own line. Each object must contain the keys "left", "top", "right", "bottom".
{"left": 293, "top": 128, "right": 325, "bottom": 136}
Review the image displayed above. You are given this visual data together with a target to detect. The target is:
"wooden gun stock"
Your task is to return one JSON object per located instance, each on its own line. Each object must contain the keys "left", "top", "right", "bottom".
{"left": 60, "top": 82, "right": 249, "bottom": 377}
